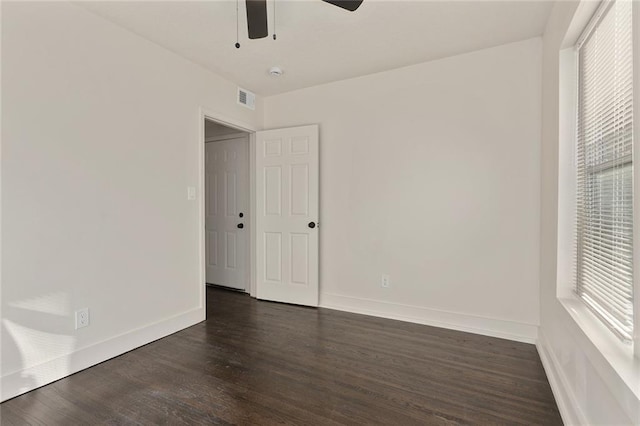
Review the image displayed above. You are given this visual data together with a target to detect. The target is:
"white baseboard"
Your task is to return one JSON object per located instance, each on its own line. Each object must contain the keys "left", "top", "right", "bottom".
{"left": 536, "top": 331, "right": 587, "bottom": 426}
{"left": 320, "top": 293, "right": 538, "bottom": 343}
{"left": 1, "top": 307, "right": 205, "bottom": 402}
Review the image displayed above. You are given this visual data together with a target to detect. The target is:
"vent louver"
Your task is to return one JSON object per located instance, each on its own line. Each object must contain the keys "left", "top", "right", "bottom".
{"left": 237, "top": 87, "right": 256, "bottom": 110}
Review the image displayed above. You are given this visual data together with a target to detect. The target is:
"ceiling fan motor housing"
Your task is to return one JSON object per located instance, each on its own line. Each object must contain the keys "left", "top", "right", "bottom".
{"left": 245, "top": 0, "right": 363, "bottom": 41}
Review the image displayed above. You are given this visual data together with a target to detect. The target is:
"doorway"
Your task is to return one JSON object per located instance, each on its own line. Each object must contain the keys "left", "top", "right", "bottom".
{"left": 204, "top": 119, "right": 250, "bottom": 291}
{"left": 199, "top": 110, "right": 320, "bottom": 306}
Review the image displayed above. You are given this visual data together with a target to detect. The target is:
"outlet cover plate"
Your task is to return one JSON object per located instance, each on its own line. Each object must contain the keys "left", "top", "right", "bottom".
{"left": 75, "top": 308, "right": 90, "bottom": 329}
{"left": 381, "top": 274, "right": 391, "bottom": 288}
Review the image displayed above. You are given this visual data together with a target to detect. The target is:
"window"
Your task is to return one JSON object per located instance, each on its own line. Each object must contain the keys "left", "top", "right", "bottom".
{"left": 576, "top": 0, "right": 634, "bottom": 342}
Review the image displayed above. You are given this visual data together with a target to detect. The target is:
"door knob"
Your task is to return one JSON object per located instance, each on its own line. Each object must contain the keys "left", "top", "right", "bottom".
{"left": 308, "top": 222, "right": 316, "bottom": 229}
{"left": 237, "top": 223, "right": 244, "bottom": 229}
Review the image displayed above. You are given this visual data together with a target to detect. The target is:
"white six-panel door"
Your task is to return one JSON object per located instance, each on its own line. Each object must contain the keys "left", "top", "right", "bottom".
{"left": 205, "top": 136, "right": 249, "bottom": 290}
{"left": 255, "top": 125, "right": 319, "bottom": 306}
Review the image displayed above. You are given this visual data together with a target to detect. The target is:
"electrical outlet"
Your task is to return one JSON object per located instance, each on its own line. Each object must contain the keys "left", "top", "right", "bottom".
{"left": 75, "top": 308, "right": 90, "bottom": 329}
{"left": 381, "top": 274, "right": 391, "bottom": 288}
{"left": 187, "top": 186, "right": 196, "bottom": 201}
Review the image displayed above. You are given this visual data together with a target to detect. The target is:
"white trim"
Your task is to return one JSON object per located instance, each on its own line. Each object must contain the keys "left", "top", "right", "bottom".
{"left": 320, "top": 293, "right": 538, "bottom": 343}
{"left": 0, "top": 0, "right": 4, "bottom": 404}
{"left": 536, "top": 331, "right": 588, "bottom": 426}
{"left": 575, "top": 0, "right": 614, "bottom": 50}
{"left": 575, "top": 0, "right": 616, "bottom": 50}
{"left": 200, "top": 107, "right": 257, "bottom": 133}
{"left": 561, "top": 0, "right": 602, "bottom": 49}
{"left": 557, "top": 46, "right": 578, "bottom": 301}
{"left": 205, "top": 132, "right": 248, "bottom": 143}
{"left": 198, "top": 111, "right": 207, "bottom": 307}
{"left": 632, "top": 0, "right": 640, "bottom": 358}
{"left": 0, "top": 307, "right": 204, "bottom": 402}
{"left": 199, "top": 108, "right": 256, "bottom": 295}
{"left": 249, "top": 132, "right": 257, "bottom": 297}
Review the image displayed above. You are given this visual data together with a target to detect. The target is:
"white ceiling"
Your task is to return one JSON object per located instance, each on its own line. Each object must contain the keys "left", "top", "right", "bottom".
{"left": 77, "top": 0, "right": 553, "bottom": 96}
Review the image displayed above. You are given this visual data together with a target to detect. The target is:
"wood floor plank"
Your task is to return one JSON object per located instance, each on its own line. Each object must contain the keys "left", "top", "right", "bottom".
{"left": 1, "top": 287, "right": 562, "bottom": 425}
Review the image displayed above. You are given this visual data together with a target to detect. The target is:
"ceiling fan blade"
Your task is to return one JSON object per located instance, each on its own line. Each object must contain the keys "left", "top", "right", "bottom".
{"left": 321, "top": 0, "right": 364, "bottom": 12}
{"left": 246, "top": 0, "right": 268, "bottom": 39}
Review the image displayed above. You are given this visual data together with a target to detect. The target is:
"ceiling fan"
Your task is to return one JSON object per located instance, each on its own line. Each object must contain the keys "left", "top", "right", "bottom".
{"left": 245, "top": 0, "right": 364, "bottom": 40}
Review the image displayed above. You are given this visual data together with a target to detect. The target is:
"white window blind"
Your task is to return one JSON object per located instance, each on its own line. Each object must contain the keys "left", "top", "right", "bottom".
{"left": 576, "top": 0, "right": 634, "bottom": 342}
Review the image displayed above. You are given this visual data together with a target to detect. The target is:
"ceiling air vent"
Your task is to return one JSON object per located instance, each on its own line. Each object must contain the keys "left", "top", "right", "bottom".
{"left": 237, "top": 87, "right": 256, "bottom": 110}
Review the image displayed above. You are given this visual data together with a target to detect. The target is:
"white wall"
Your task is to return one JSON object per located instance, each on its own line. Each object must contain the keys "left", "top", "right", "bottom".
{"left": 537, "top": 1, "right": 639, "bottom": 424}
{"left": 1, "top": 1, "right": 262, "bottom": 401}
{"left": 264, "top": 38, "right": 542, "bottom": 342}
{"left": 12, "top": 3, "right": 633, "bottom": 420}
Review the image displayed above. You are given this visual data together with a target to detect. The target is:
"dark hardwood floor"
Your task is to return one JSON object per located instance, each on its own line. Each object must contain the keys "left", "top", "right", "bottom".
{"left": 1, "top": 287, "right": 562, "bottom": 425}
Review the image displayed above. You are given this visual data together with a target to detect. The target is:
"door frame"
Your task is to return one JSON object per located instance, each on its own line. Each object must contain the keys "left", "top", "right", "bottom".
{"left": 199, "top": 108, "right": 257, "bottom": 300}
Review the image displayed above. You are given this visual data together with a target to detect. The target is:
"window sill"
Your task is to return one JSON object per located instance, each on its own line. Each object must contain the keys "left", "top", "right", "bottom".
{"left": 558, "top": 296, "right": 640, "bottom": 402}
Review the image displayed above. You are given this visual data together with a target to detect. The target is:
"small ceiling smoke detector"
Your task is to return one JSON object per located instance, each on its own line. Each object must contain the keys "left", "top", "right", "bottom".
{"left": 269, "top": 66, "right": 283, "bottom": 77}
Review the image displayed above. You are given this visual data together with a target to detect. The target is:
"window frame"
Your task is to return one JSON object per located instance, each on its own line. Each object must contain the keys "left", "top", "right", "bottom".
{"left": 554, "top": 0, "right": 640, "bottom": 416}
{"left": 573, "top": 0, "right": 636, "bottom": 344}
